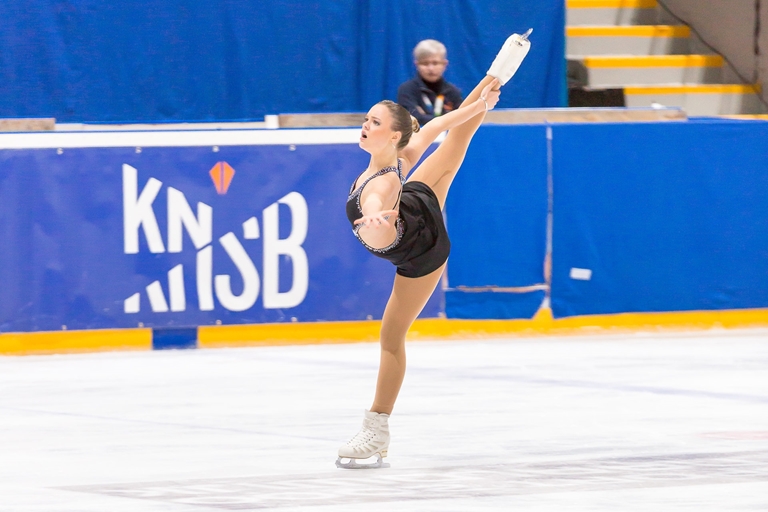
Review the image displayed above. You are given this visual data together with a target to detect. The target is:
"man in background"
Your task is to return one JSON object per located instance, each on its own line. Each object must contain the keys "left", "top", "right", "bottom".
{"left": 397, "top": 39, "right": 463, "bottom": 126}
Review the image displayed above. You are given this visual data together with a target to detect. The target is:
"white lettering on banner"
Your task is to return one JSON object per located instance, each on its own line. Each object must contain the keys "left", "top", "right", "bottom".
{"left": 196, "top": 246, "right": 214, "bottom": 311}
{"left": 263, "top": 192, "right": 309, "bottom": 309}
{"left": 121, "top": 165, "right": 309, "bottom": 314}
{"left": 124, "top": 293, "right": 140, "bottom": 314}
{"left": 146, "top": 281, "right": 169, "bottom": 312}
{"left": 167, "top": 187, "right": 213, "bottom": 252}
{"left": 123, "top": 164, "right": 165, "bottom": 254}
{"left": 242, "top": 217, "right": 260, "bottom": 239}
{"left": 168, "top": 264, "right": 186, "bottom": 312}
{"left": 215, "top": 233, "right": 261, "bottom": 312}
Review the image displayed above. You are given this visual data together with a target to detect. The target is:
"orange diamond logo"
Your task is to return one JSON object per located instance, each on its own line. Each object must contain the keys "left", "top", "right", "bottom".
{"left": 209, "top": 162, "right": 235, "bottom": 195}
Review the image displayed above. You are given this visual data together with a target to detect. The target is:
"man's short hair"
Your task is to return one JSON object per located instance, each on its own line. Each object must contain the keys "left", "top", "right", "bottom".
{"left": 413, "top": 39, "right": 448, "bottom": 61}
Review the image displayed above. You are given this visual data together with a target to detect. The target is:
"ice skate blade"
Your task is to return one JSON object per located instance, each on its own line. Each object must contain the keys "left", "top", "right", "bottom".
{"left": 335, "top": 454, "right": 390, "bottom": 469}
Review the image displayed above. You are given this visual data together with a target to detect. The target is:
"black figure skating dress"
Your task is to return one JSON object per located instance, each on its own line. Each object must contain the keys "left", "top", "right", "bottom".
{"left": 346, "top": 160, "right": 450, "bottom": 278}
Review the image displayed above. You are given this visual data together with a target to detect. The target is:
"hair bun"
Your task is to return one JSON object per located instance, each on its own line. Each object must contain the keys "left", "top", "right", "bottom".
{"left": 410, "top": 115, "right": 421, "bottom": 133}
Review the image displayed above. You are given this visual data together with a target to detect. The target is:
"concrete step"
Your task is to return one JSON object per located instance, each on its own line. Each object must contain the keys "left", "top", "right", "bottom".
{"left": 567, "top": 0, "right": 661, "bottom": 26}
{"left": 580, "top": 55, "right": 724, "bottom": 87}
{"left": 624, "top": 85, "right": 767, "bottom": 115}
{"left": 567, "top": 25, "right": 692, "bottom": 56}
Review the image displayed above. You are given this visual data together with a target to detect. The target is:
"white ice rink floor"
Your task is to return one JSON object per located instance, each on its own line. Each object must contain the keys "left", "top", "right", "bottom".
{"left": 2, "top": 329, "right": 767, "bottom": 511}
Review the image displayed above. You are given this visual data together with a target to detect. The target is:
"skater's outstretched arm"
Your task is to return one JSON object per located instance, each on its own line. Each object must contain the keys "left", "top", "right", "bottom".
{"left": 400, "top": 78, "right": 500, "bottom": 169}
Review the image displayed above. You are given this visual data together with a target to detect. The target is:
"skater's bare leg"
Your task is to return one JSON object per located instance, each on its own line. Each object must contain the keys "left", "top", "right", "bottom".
{"left": 406, "top": 75, "right": 501, "bottom": 208}
{"left": 371, "top": 77, "right": 500, "bottom": 412}
{"left": 370, "top": 263, "right": 446, "bottom": 414}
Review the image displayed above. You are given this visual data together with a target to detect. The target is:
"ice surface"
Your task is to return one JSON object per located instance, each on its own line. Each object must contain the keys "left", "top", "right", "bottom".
{"left": 1, "top": 329, "right": 767, "bottom": 511}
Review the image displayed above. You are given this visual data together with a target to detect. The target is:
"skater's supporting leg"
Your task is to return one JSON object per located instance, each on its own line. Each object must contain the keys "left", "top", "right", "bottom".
{"left": 370, "top": 262, "right": 446, "bottom": 414}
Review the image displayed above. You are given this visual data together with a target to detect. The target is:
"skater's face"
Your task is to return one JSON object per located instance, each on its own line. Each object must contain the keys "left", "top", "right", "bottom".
{"left": 359, "top": 104, "right": 400, "bottom": 153}
{"left": 416, "top": 53, "right": 448, "bottom": 83}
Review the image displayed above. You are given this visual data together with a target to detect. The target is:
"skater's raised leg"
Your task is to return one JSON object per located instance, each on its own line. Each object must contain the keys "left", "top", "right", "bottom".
{"left": 407, "top": 30, "right": 532, "bottom": 208}
{"left": 405, "top": 76, "right": 499, "bottom": 209}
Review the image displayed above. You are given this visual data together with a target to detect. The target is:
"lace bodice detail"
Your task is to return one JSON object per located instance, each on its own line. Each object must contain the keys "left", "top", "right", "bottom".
{"left": 346, "top": 160, "right": 406, "bottom": 254}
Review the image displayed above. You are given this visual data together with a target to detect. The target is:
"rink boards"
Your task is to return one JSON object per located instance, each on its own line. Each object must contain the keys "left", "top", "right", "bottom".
{"left": 1, "top": 119, "right": 767, "bottom": 354}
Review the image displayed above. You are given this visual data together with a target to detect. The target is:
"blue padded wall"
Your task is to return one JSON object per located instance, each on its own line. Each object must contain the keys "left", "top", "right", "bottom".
{"left": 445, "top": 290, "right": 546, "bottom": 320}
{"left": 2, "top": 119, "right": 768, "bottom": 332}
{"left": 0, "top": 1, "right": 565, "bottom": 123}
{"left": 444, "top": 125, "right": 549, "bottom": 319}
{"left": 550, "top": 120, "right": 768, "bottom": 318}
{"left": 360, "top": 1, "right": 567, "bottom": 113}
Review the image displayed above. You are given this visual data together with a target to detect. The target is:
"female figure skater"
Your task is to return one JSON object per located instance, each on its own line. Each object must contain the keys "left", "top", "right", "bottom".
{"left": 338, "top": 32, "right": 531, "bottom": 469}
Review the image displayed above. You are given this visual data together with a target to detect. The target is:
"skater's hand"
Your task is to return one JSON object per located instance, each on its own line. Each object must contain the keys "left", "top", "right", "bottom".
{"left": 354, "top": 210, "right": 399, "bottom": 230}
{"left": 480, "top": 78, "right": 501, "bottom": 111}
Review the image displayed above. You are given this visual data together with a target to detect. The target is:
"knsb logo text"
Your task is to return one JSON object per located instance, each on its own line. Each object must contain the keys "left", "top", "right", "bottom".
{"left": 121, "top": 164, "right": 308, "bottom": 314}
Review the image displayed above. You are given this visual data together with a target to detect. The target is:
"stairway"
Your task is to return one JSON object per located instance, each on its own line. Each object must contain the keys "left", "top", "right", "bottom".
{"left": 566, "top": 0, "right": 766, "bottom": 116}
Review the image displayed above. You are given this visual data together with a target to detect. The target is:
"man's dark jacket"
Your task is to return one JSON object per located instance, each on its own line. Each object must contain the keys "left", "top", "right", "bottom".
{"left": 397, "top": 76, "right": 463, "bottom": 126}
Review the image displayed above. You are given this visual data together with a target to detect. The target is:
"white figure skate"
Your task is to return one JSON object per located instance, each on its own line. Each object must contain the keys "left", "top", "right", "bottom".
{"left": 336, "top": 410, "right": 390, "bottom": 469}
{"left": 487, "top": 28, "right": 533, "bottom": 85}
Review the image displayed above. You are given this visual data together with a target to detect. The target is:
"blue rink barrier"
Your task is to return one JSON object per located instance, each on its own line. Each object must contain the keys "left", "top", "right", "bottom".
{"left": 444, "top": 125, "right": 549, "bottom": 319}
{"left": 445, "top": 290, "right": 546, "bottom": 320}
{"left": 550, "top": 120, "right": 768, "bottom": 318}
{"left": 0, "top": 130, "right": 441, "bottom": 332}
{"left": 1, "top": 120, "right": 767, "bottom": 338}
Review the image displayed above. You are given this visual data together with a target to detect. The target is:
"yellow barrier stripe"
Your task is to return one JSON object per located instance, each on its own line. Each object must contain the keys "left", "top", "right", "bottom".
{"left": 567, "top": 0, "right": 657, "bottom": 8}
{"left": 567, "top": 26, "right": 690, "bottom": 37}
{"left": 0, "top": 328, "right": 152, "bottom": 356}
{"left": 3, "top": 308, "right": 766, "bottom": 356}
{"left": 516, "top": 308, "right": 768, "bottom": 334}
{"left": 198, "top": 321, "right": 382, "bottom": 347}
{"left": 199, "top": 308, "right": 768, "bottom": 347}
{"left": 625, "top": 84, "right": 759, "bottom": 95}
{"left": 583, "top": 55, "right": 723, "bottom": 68}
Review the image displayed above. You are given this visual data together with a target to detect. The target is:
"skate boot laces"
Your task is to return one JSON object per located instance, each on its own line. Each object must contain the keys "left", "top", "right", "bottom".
{"left": 337, "top": 410, "right": 390, "bottom": 468}
{"left": 344, "top": 415, "right": 388, "bottom": 453}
